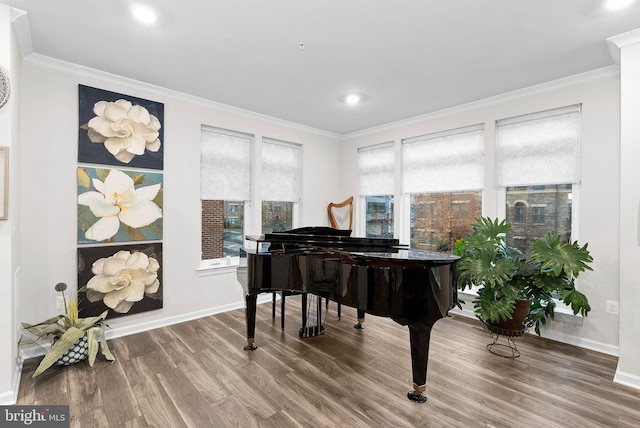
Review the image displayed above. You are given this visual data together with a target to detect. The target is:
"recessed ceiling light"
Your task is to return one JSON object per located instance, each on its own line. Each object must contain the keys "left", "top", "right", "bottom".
{"left": 606, "top": 0, "right": 634, "bottom": 10}
{"left": 130, "top": 4, "right": 157, "bottom": 24}
{"left": 345, "top": 94, "right": 361, "bottom": 105}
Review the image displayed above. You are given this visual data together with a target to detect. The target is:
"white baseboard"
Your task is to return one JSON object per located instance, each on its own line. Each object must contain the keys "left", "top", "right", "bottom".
{"left": 537, "top": 329, "right": 619, "bottom": 357}
{"left": 614, "top": 370, "right": 640, "bottom": 391}
{"left": 0, "top": 360, "right": 24, "bottom": 405}
{"left": 104, "top": 300, "right": 249, "bottom": 341}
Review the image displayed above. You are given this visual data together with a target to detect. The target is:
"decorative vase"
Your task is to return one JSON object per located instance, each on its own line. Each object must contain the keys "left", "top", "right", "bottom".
{"left": 53, "top": 336, "right": 89, "bottom": 366}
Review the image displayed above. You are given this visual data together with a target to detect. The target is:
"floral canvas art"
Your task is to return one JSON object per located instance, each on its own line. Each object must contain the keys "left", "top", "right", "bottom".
{"left": 78, "top": 85, "right": 164, "bottom": 169}
{"left": 77, "top": 243, "right": 163, "bottom": 319}
{"left": 77, "top": 167, "right": 163, "bottom": 243}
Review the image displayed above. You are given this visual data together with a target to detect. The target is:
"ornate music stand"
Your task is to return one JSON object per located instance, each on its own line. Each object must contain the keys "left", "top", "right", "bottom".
{"left": 327, "top": 196, "right": 354, "bottom": 322}
{"left": 327, "top": 196, "right": 353, "bottom": 230}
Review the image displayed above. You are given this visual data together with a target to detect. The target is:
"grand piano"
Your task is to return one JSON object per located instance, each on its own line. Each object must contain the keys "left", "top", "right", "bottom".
{"left": 237, "top": 227, "right": 459, "bottom": 403}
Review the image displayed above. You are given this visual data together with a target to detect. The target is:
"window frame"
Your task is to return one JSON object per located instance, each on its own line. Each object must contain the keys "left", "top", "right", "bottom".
{"left": 495, "top": 105, "right": 582, "bottom": 243}
{"left": 260, "top": 138, "right": 302, "bottom": 234}
{"left": 199, "top": 126, "right": 254, "bottom": 274}
{"left": 358, "top": 142, "right": 396, "bottom": 238}
{"left": 363, "top": 195, "right": 395, "bottom": 238}
{"left": 400, "top": 124, "right": 485, "bottom": 248}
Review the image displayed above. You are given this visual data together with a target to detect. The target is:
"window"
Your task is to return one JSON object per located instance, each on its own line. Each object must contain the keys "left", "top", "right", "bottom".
{"left": 261, "top": 138, "right": 301, "bottom": 233}
{"left": 365, "top": 195, "right": 394, "bottom": 238}
{"left": 359, "top": 143, "right": 394, "bottom": 238}
{"left": 410, "top": 192, "right": 482, "bottom": 251}
{"left": 497, "top": 105, "right": 580, "bottom": 252}
{"left": 506, "top": 185, "right": 572, "bottom": 253}
{"left": 262, "top": 201, "right": 293, "bottom": 233}
{"left": 402, "top": 125, "right": 484, "bottom": 252}
{"left": 532, "top": 206, "right": 545, "bottom": 224}
{"left": 201, "top": 127, "right": 252, "bottom": 261}
{"left": 513, "top": 202, "right": 526, "bottom": 223}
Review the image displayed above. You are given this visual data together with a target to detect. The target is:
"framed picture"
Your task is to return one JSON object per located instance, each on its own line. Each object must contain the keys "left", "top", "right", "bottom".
{"left": 77, "top": 167, "right": 163, "bottom": 243}
{"left": 77, "top": 242, "right": 163, "bottom": 319}
{"left": 0, "top": 146, "right": 7, "bottom": 220}
{"left": 78, "top": 85, "right": 164, "bottom": 170}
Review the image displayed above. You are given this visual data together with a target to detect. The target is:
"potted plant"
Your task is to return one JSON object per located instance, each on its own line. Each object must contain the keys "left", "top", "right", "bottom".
{"left": 20, "top": 282, "right": 115, "bottom": 377}
{"left": 453, "top": 217, "right": 593, "bottom": 335}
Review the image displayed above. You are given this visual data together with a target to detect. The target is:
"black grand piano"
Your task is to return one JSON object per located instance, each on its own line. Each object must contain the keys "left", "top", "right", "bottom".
{"left": 237, "top": 227, "right": 459, "bottom": 403}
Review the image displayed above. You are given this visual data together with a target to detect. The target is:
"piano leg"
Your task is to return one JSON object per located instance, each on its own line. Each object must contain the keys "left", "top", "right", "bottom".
{"left": 301, "top": 293, "right": 308, "bottom": 331}
{"left": 244, "top": 294, "right": 258, "bottom": 351}
{"left": 354, "top": 309, "right": 366, "bottom": 329}
{"left": 407, "top": 325, "right": 431, "bottom": 403}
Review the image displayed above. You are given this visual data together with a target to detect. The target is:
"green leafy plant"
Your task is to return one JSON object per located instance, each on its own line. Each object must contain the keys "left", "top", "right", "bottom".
{"left": 20, "top": 282, "right": 115, "bottom": 377}
{"left": 454, "top": 217, "right": 594, "bottom": 334}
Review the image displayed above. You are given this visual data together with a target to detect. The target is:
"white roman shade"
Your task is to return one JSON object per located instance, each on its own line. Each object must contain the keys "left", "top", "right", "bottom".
{"left": 402, "top": 124, "right": 484, "bottom": 194}
{"left": 496, "top": 105, "right": 580, "bottom": 187}
{"left": 201, "top": 126, "right": 252, "bottom": 201}
{"left": 358, "top": 143, "right": 394, "bottom": 196}
{"left": 262, "top": 138, "right": 301, "bottom": 202}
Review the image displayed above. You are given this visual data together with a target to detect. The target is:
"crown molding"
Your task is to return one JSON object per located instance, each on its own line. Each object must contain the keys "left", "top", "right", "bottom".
{"left": 22, "top": 53, "right": 341, "bottom": 140}
{"left": 9, "top": 7, "right": 32, "bottom": 58}
{"left": 607, "top": 27, "right": 640, "bottom": 65}
{"left": 18, "top": 49, "right": 623, "bottom": 142}
{"left": 342, "top": 65, "right": 620, "bottom": 140}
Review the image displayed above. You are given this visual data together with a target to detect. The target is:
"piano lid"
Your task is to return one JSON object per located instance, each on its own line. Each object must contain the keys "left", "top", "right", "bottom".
{"left": 246, "top": 232, "right": 403, "bottom": 250}
{"left": 246, "top": 226, "right": 400, "bottom": 248}
{"left": 244, "top": 227, "right": 459, "bottom": 264}
{"left": 347, "top": 248, "right": 459, "bottom": 264}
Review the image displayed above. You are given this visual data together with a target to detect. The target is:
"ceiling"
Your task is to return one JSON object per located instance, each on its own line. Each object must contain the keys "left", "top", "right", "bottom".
{"left": 3, "top": 0, "right": 640, "bottom": 135}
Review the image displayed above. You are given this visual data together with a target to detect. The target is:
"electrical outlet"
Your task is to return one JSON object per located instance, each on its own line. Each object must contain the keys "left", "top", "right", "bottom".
{"left": 56, "top": 295, "right": 65, "bottom": 311}
{"left": 605, "top": 300, "right": 619, "bottom": 315}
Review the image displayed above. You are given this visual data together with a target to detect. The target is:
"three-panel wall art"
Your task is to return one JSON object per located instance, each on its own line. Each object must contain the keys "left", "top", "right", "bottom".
{"left": 76, "top": 85, "right": 164, "bottom": 319}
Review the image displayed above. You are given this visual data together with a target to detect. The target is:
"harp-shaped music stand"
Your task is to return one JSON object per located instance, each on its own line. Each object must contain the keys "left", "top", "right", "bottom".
{"left": 327, "top": 196, "right": 353, "bottom": 230}
{"left": 325, "top": 196, "right": 354, "bottom": 321}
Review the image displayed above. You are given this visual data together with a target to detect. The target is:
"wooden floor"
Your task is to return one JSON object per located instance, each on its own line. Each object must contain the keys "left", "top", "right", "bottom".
{"left": 17, "top": 296, "right": 640, "bottom": 428}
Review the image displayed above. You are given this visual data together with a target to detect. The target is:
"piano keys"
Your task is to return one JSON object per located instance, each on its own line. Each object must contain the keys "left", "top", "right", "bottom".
{"left": 236, "top": 227, "right": 459, "bottom": 403}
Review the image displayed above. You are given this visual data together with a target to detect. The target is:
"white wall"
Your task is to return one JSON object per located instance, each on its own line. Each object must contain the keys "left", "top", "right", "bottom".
{"left": 13, "top": 55, "right": 342, "bottom": 366}
{"left": 341, "top": 70, "right": 623, "bottom": 356}
{"left": 0, "top": 3, "right": 21, "bottom": 405}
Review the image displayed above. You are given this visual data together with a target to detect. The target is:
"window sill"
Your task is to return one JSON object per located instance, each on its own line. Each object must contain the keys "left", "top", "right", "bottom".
{"left": 457, "top": 291, "right": 584, "bottom": 325}
{"left": 197, "top": 259, "right": 239, "bottom": 277}
{"left": 552, "top": 301, "right": 584, "bottom": 325}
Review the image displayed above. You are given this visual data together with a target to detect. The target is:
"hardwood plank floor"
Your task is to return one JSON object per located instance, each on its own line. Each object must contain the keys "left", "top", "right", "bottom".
{"left": 17, "top": 296, "right": 640, "bottom": 427}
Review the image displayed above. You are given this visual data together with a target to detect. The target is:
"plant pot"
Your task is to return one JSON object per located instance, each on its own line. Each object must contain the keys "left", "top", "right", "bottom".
{"left": 53, "top": 336, "right": 89, "bottom": 366}
{"left": 488, "top": 299, "right": 532, "bottom": 333}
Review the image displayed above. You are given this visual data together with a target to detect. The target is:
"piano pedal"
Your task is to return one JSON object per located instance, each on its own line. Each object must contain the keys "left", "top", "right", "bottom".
{"left": 298, "top": 325, "right": 325, "bottom": 338}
